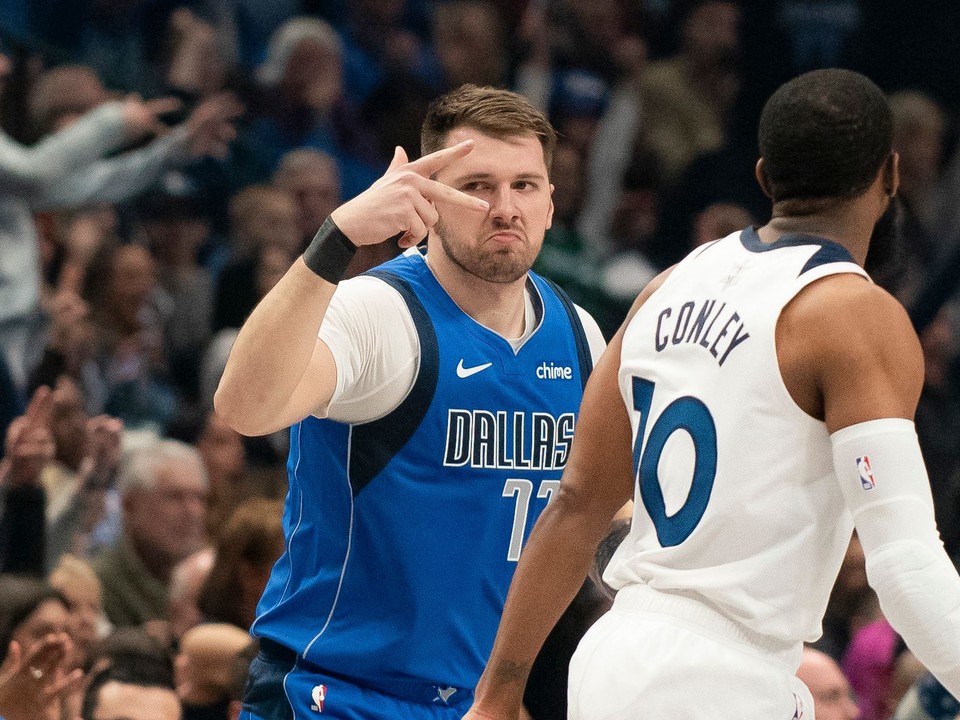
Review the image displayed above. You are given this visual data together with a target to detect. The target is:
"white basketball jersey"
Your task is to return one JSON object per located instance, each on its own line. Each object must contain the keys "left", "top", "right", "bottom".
{"left": 605, "top": 227, "right": 870, "bottom": 649}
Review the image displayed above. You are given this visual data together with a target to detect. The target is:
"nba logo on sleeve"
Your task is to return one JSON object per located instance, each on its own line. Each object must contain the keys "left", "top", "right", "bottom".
{"left": 856, "top": 456, "right": 875, "bottom": 490}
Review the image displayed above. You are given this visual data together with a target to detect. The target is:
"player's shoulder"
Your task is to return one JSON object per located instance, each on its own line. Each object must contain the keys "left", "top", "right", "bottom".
{"left": 786, "top": 272, "right": 910, "bottom": 330}
{"left": 782, "top": 272, "right": 921, "bottom": 368}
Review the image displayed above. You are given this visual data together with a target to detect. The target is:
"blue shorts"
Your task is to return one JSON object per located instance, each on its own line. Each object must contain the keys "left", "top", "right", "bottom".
{"left": 240, "top": 640, "right": 474, "bottom": 720}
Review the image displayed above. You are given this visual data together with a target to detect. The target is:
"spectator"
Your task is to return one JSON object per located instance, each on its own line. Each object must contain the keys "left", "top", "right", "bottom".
{"left": 26, "top": 64, "right": 113, "bottom": 138}
{"left": 0, "top": 57, "right": 239, "bottom": 400}
{"left": 83, "top": 243, "right": 177, "bottom": 432}
{"left": 242, "top": 17, "right": 381, "bottom": 199}
{"left": 193, "top": 410, "right": 248, "bottom": 533}
{"left": 212, "top": 185, "right": 299, "bottom": 332}
{"left": 135, "top": 193, "right": 217, "bottom": 404}
{"left": 0, "top": 575, "right": 79, "bottom": 720}
{"left": 48, "top": 554, "right": 108, "bottom": 670}
{"left": 41, "top": 376, "right": 123, "bottom": 566}
{"left": 92, "top": 437, "right": 208, "bottom": 630}
{"left": 796, "top": 646, "right": 860, "bottom": 720}
{"left": 271, "top": 147, "right": 394, "bottom": 280}
{"left": 0, "top": 627, "right": 79, "bottom": 720}
{"left": 197, "top": 498, "right": 284, "bottom": 631}
{"left": 80, "top": 659, "right": 181, "bottom": 720}
{"left": 637, "top": 0, "right": 742, "bottom": 185}
{"left": 842, "top": 618, "right": 900, "bottom": 720}
{"left": 175, "top": 623, "right": 254, "bottom": 720}
{"left": 272, "top": 148, "right": 341, "bottom": 250}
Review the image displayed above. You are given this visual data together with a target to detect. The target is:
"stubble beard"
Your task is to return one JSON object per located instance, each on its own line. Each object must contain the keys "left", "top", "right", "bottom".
{"left": 434, "top": 217, "right": 538, "bottom": 284}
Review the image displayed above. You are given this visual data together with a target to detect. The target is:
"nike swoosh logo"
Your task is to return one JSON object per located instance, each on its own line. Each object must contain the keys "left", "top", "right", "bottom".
{"left": 456, "top": 360, "right": 492, "bottom": 378}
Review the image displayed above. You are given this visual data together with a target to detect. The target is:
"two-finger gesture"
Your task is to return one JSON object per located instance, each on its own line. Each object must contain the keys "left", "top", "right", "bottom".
{"left": 330, "top": 141, "right": 489, "bottom": 248}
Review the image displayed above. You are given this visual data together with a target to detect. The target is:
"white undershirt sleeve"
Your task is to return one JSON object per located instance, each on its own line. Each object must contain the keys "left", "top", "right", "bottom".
{"left": 316, "top": 276, "right": 419, "bottom": 424}
{"left": 831, "top": 419, "right": 960, "bottom": 697}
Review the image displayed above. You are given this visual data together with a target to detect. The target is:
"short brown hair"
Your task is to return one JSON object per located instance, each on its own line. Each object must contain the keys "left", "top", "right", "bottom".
{"left": 421, "top": 84, "right": 557, "bottom": 170}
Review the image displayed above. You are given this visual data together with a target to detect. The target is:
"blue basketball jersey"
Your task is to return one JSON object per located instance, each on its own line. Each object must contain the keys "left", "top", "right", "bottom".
{"left": 250, "top": 250, "right": 593, "bottom": 691}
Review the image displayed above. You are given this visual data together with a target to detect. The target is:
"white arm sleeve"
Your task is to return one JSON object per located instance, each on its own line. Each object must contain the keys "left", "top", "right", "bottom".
{"left": 831, "top": 419, "right": 960, "bottom": 697}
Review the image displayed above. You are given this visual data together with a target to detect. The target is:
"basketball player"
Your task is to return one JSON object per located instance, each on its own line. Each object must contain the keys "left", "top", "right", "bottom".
{"left": 463, "top": 69, "right": 960, "bottom": 719}
{"left": 214, "top": 85, "right": 605, "bottom": 719}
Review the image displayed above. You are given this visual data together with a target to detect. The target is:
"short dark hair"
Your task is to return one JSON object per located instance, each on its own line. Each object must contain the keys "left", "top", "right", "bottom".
{"left": 0, "top": 576, "right": 68, "bottom": 661}
{"left": 758, "top": 69, "right": 892, "bottom": 204}
{"left": 421, "top": 84, "right": 557, "bottom": 170}
{"left": 80, "top": 657, "right": 176, "bottom": 720}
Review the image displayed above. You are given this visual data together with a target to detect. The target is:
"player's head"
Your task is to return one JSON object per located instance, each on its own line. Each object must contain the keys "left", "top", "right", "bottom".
{"left": 757, "top": 69, "right": 894, "bottom": 209}
{"left": 421, "top": 84, "right": 557, "bottom": 172}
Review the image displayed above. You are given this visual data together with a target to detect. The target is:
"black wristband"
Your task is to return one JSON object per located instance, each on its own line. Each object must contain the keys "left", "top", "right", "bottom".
{"left": 302, "top": 216, "right": 358, "bottom": 283}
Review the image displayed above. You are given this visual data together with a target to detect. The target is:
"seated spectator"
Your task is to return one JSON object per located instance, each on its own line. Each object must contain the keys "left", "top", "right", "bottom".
{"left": 197, "top": 498, "right": 284, "bottom": 631}
{"left": 83, "top": 244, "right": 177, "bottom": 432}
{"left": 272, "top": 149, "right": 341, "bottom": 246}
{"left": 135, "top": 192, "right": 217, "bottom": 404}
{"left": 0, "top": 628, "right": 78, "bottom": 720}
{"left": 796, "top": 646, "right": 860, "bottom": 720}
{"left": 175, "top": 623, "right": 254, "bottom": 720}
{"left": 0, "top": 576, "right": 70, "bottom": 659}
{"left": 637, "top": 0, "right": 742, "bottom": 185}
{"left": 40, "top": 376, "right": 123, "bottom": 566}
{"left": 843, "top": 619, "right": 914, "bottom": 720}
{"left": 80, "top": 658, "right": 181, "bottom": 720}
{"left": 92, "top": 437, "right": 208, "bottom": 630}
{"left": 0, "top": 575, "right": 77, "bottom": 720}
{"left": 48, "top": 554, "right": 109, "bottom": 671}
{"left": 26, "top": 65, "right": 113, "bottom": 139}
{"left": 241, "top": 17, "right": 381, "bottom": 199}
{"left": 213, "top": 185, "right": 299, "bottom": 332}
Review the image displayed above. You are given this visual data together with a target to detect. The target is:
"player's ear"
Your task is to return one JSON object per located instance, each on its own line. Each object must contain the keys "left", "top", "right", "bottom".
{"left": 546, "top": 184, "right": 555, "bottom": 230}
{"left": 755, "top": 159, "right": 774, "bottom": 199}
{"left": 883, "top": 152, "right": 900, "bottom": 197}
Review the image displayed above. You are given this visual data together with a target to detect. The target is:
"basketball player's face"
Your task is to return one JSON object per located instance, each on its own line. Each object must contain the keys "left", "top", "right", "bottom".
{"left": 430, "top": 128, "right": 554, "bottom": 284}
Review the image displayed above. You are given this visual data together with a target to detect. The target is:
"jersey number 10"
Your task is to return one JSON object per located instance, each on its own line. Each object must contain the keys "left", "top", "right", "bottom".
{"left": 632, "top": 376, "right": 717, "bottom": 547}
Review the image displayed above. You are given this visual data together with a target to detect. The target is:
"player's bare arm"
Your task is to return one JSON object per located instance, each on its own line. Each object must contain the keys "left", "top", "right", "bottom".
{"left": 215, "top": 141, "right": 489, "bottom": 436}
{"left": 776, "top": 273, "right": 922, "bottom": 429}
{"left": 783, "top": 273, "right": 960, "bottom": 697}
{"left": 465, "top": 270, "right": 672, "bottom": 720}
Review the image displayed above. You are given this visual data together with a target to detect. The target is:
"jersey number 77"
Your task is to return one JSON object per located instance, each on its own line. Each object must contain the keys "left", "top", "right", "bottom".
{"left": 632, "top": 376, "right": 718, "bottom": 547}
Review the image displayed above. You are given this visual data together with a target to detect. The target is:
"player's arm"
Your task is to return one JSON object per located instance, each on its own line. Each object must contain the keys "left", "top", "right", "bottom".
{"left": 465, "top": 270, "right": 671, "bottom": 720}
{"left": 214, "top": 142, "right": 489, "bottom": 436}
{"left": 792, "top": 276, "right": 960, "bottom": 698}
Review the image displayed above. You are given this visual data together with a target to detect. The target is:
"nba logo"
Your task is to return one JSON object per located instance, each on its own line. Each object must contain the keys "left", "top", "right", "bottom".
{"left": 311, "top": 685, "right": 327, "bottom": 713}
{"left": 856, "top": 456, "right": 875, "bottom": 490}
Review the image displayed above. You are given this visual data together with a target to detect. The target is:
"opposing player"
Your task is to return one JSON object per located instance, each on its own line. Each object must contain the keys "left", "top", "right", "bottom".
{"left": 214, "top": 85, "right": 605, "bottom": 719}
{"left": 464, "top": 68, "right": 960, "bottom": 719}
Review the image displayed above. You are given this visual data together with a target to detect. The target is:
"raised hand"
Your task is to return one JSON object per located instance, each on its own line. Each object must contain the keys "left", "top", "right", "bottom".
{"left": 1, "top": 387, "right": 55, "bottom": 489}
{"left": 78, "top": 414, "right": 123, "bottom": 488}
{"left": 330, "top": 141, "right": 489, "bottom": 248}
{"left": 184, "top": 92, "right": 242, "bottom": 159}
{"left": 121, "top": 94, "right": 182, "bottom": 141}
{"left": 0, "top": 633, "right": 83, "bottom": 720}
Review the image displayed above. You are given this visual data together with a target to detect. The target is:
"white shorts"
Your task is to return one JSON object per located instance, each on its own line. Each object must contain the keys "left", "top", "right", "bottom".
{"left": 568, "top": 586, "right": 814, "bottom": 720}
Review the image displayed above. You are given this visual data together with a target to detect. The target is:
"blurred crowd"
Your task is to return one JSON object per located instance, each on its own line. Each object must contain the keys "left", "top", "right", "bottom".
{"left": 1, "top": 0, "right": 960, "bottom": 718}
